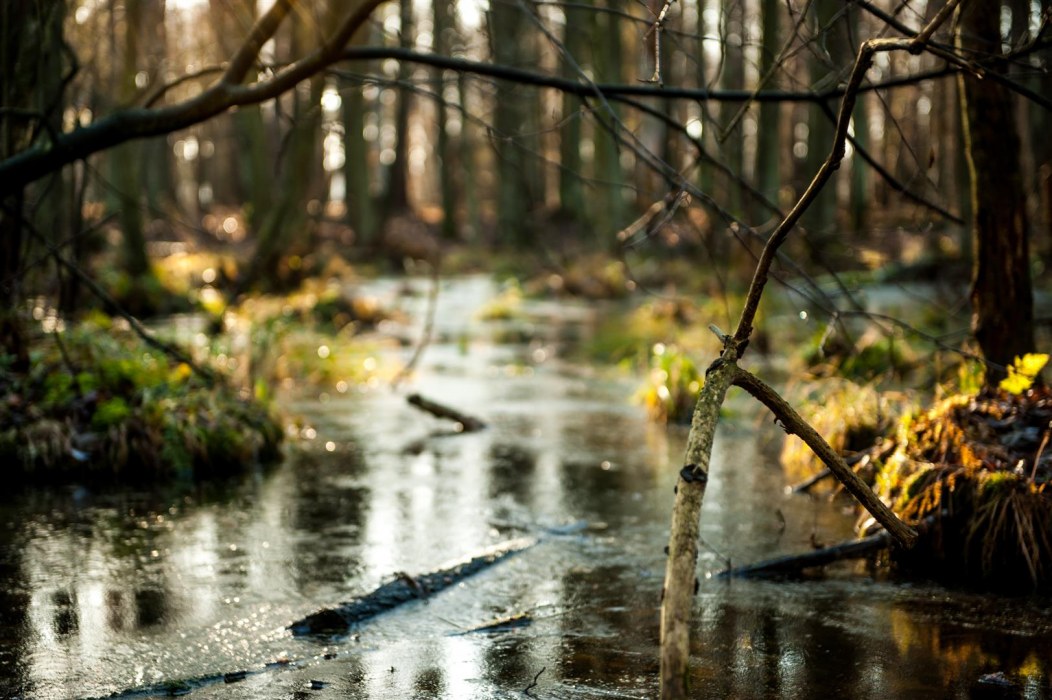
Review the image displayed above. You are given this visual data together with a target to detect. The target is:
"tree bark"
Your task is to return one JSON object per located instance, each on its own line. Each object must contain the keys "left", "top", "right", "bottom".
{"left": 957, "top": 0, "right": 1035, "bottom": 383}
{"left": 384, "top": 0, "right": 413, "bottom": 217}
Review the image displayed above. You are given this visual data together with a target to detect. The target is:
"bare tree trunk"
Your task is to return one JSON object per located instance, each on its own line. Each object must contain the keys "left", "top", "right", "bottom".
{"left": 234, "top": 16, "right": 322, "bottom": 294}
{"left": 754, "top": 0, "right": 782, "bottom": 209}
{"left": 591, "top": 0, "right": 625, "bottom": 244}
{"left": 433, "top": 0, "right": 458, "bottom": 240}
{"left": 957, "top": 0, "right": 1035, "bottom": 383}
{"left": 113, "top": 0, "right": 150, "bottom": 278}
{"left": 558, "top": 0, "right": 588, "bottom": 228}
{"left": 719, "top": 0, "right": 745, "bottom": 217}
{"left": 801, "top": 0, "right": 841, "bottom": 244}
{"left": 488, "top": 0, "right": 536, "bottom": 246}
{"left": 384, "top": 0, "right": 413, "bottom": 216}
{"left": 341, "top": 7, "right": 378, "bottom": 246}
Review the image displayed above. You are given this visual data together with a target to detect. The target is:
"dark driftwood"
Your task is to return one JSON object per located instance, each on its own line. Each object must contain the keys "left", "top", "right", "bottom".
{"left": 289, "top": 537, "right": 534, "bottom": 636}
{"left": 407, "top": 393, "right": 487, "bottom": 432}
{"left": 715, "top": 514, "right": 940, "bottom": 579}
{"left": 714, "top": 531, "right": 892, "bottom": 579}
{"left": 85, "top": 538, "right": 536, "bottom": 699}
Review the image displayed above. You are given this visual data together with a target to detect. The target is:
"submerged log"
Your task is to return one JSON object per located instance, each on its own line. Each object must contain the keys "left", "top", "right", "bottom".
{"left": 716, "top": 515, "right": 939, "bottom": 579}
{"left": 407, "top": 393, "right": 487, "bottom": 432}
{"left": 715, "top": 530, "right": 892, "bottom": 579}
{"left": 289, "top": 537, "right": 534, "bottom": 635}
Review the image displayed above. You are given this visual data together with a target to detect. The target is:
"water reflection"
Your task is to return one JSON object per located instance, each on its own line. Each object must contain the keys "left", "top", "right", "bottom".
{"left": 0, "top": 278, "right": 1050, "bottom": 698}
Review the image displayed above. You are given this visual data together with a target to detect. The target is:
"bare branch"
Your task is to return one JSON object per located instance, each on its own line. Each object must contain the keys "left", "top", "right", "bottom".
{"left": 731, "top": 367, "right": 918, "bottom": 546}
{"left": 0, "top": 0, "right": 388, "bottom": 196}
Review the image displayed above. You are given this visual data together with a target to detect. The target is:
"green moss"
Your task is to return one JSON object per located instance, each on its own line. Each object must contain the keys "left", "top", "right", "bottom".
{"left": 92, "top": 397, "right": 131, "bottom": 429}
{"left": 1, "top": 323, "right": 283, "bottom": 483}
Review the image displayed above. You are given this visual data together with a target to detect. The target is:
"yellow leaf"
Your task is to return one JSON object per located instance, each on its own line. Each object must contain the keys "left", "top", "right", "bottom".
{"left": 1014, "top": 353, "right": 1049, "bottom": 378}
{"left": 999, "top": 353, "right": 1048, "bottom": 395}
{"left": 168, "top": 362, "right": 192, "bottom": 385}
{"left": 1000, "top": 371, "right": 1032, "bottom": 395}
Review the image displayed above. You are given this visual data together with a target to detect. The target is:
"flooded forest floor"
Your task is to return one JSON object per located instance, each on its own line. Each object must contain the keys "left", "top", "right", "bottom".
{"left": 1, "top": 276, "right": 1051, "bottom": 699}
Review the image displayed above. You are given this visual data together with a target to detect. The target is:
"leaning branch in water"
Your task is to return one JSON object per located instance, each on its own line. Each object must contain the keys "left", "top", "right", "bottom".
{"left": 732, "top": 367, "right": 917, "bottom": 548}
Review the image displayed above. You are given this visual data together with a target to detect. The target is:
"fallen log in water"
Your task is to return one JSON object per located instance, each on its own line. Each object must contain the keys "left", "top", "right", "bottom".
{"left": 715, "top": 515, "right": 939, "bottom": 579}
{"left": 85, "top": 537, "right": 537, "bottom": 699}
{"left": 407, "top": 393, "right": 487, "bottom": 432}
{"left": 714, "top": 531, "right": 891, "bottom": 579}
{"left": 289, "top": 536, "right": 535, "bottom": 635}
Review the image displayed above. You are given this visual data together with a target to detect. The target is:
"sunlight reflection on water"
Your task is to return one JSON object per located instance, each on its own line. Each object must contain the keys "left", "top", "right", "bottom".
{"left": 1, "top": 277, "right": 1050, "bottom": 699}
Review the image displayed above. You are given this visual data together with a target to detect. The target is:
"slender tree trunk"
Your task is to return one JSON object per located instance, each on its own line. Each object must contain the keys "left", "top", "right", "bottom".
{"left": 234, "top": 17, "right": 322, "bottom": 294}
{"left": 343, "top": 82, "right": 377, "bottom": 244}
{"left": 591, "top": 0, "right": 625, "bottom": 245}
{"left": 113, "top": 0, "right": 150, "bottom": 277}
{"left": 384, "top": 0, "right": 413, "bottom": 216}
{"left": 433, "top": 0, "right": 458, "bottom": 240}
{"left": 754, "top": 0, "right": 782, "bottom": 209}
{"left": 141, "top": 0, "right": 173, "bottom": 215}
{"left": 1031, "top": 0, "right": 1052, "bottom": 263}
{"left": 719, "top": 0, "right": 745, "bottom": 217}
{"left": 801, "top": 0, "right": 840, "bottom": 242}
{"left": 558, "top": 0, "right": 588, "bottom": 227}
{"left": 846, "top": 5, "right": 869, "bottom": 233}
{"left": 488, "top": 0, "right": 534, "bottom": 246}
{"left": 957, "top": 0, "right": 1035, "bottom": 383}
{"left": 457, "top": 71, "right": 481, "bottom": 240}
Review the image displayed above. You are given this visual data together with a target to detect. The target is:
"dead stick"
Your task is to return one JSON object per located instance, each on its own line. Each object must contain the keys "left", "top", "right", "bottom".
{"left": 407, "top": 393, "right": 487, "bottom": 432}
{"left": 715, "top": 530, "right": 892, "bottom": 578}
{"left": 789, "top": 467, "right": 834, "bottom": 494}
{"left": 715, "top": 513, "right": 940, "bottom": 578}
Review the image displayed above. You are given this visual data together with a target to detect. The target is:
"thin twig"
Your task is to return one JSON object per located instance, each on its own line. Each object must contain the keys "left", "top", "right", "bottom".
{"left": 524, "top": 666, "right": 546, "bottom": 696}
{"left": 391, "top": 259, "right": 441, "bottom": 388}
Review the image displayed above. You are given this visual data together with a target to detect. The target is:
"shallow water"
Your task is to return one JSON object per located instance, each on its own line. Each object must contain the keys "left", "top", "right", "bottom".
{"left": 1, "top": 276, "right": 1050, "bottom": 699}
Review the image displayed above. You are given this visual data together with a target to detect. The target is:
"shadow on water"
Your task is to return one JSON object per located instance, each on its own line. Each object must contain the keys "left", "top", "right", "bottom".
{"left": 0, "top": 275, "right": 1050, "bottom": 698}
